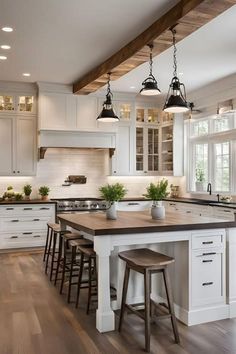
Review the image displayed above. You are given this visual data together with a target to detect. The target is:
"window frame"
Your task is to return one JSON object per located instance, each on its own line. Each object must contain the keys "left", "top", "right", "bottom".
{"left": 187, "top": 113, "right": 236, "bottom": 194}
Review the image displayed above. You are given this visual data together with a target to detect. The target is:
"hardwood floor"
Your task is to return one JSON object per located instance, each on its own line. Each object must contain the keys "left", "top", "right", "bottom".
{"left": 0, "top": 251, "right": 235, "bottom": 354}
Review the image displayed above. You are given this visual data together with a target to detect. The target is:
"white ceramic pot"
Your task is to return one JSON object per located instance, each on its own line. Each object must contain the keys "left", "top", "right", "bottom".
{"left": 106, "top": 202, "right": 117, "bottom": 220}
{"left": 195, "top": 182, "right": 204, "bottom": 192}
{"left": 151, "top": 201, "right": 165, "bottom": 220}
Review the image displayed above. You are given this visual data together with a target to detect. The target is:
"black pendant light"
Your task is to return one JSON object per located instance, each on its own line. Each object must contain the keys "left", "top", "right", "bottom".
{"left": 163, "top": 28, "right": 189, "bottom": 113}
{"left": 140, "top": 44, "right": 161, "bottom": 96}
{"left": 97, "top": 73, "right": 119, "bottom": 122}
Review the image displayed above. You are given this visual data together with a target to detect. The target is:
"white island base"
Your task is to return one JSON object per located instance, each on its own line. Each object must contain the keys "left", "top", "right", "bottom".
{"left": 58, "top": 211, "right": 236, "bottom": 333}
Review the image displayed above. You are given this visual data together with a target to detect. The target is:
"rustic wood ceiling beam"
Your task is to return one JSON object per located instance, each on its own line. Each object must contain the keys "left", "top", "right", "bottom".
{"left": 73, "top": 0, "right": 236, "bottom": 94}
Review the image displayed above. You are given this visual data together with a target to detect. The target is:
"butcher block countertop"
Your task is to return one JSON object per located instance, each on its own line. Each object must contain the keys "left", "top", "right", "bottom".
{"left": 0, "top": 199, "right": 56, "bottom": 205}
{"left": 58, "top": 210, "right": 236, "bottom": 236}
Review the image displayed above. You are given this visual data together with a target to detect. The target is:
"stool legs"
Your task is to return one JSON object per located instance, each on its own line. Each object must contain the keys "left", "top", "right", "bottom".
{"left": 144, "top": 269, "right": 151, "bottom": 353}
{"left": 50, "top": 232, "right": 57, "bottom": 281}
{"left": 54, "top": 235, "right": 63, "bottom": 286}
{"left": 60, "top": 239, "right": 67, "bottom": 294}
{"left": 43, "top": 225, "right": 50, "bottom": 262}
{"left": 118, "top": 264, "right": 130, "bottom": 332}
{"left": 75, "top": 252, "right": 84, "bottom": 308}
{"left": 163, "top": 268, "right": 180, "bottom": 344}
{"left": 45, "top": 228, "right": 53, "bottom": 274}
{"left": 67, "top": 245, "right": 76, "bottom": 303}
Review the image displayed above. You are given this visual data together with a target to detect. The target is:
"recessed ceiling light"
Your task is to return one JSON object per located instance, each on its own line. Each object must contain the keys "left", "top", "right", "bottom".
{"left": 130, "top": 86, "right": 136, "bottom": 89}
{"left": 0, "top": 56, "right": 7, "bottom": 60}
{"left": 2, "top": 27, "right": 13, "bottom": 32}
{"left": 22, "top": 73, "right": 31, "bottom": 77}
{"left": 1, "top": 45, "right": 11, "bottom": 50}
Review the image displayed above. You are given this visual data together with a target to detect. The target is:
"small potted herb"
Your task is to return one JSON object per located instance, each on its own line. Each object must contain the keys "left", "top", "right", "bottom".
{"left": 38, "top": 186, "right": 50, "bottom": 201}
{"left": 23, "top": 184, "right": 32, "bottom": 200}
{"left": 195, "top": 167, "right": 205, "bottom": 192}
{"left": 143, "top": 179, "right": 169, "bottom": 219}
{"left": 15, "top": 192, "right": 23, "bottom": 201}
{"left": 99, "top": 183, "right": 127, "bottom": 220}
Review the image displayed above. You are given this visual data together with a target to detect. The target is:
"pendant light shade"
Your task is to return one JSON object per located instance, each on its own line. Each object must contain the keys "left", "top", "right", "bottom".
{"left": 163, "top": 28, "right": 189, "bottom": 113}
{"left": 140, "top": 44, "right": 161, "bottom": 96}
{"left": 97, "top": 73, "right": 119, "bottom": 122}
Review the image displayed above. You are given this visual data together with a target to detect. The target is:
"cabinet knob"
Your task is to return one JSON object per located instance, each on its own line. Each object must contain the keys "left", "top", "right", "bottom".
{"left": 144, "top": 171, "right": 147, "bottom": 174}
{"left": 17, "top": 171, "right": 20, "bottom": 173}
{"left": 13, "top": 171, "right": 16, "bottom": 173}
{"left": 114, "top": 171, "right": 116, "bottom": 174}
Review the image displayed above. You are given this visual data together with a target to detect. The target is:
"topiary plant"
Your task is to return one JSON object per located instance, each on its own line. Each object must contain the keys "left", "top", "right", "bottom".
{"left": 99, "top": 183, "right": 127, "bottom": 203}
{"left": 143, "top": 179, "right": 169, "bottom": 201}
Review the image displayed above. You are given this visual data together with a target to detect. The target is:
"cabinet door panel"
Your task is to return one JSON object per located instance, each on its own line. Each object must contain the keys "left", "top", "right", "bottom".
{"left": 76, "top": 96, "right": 97, "bottom": 131}
{"left": 0, "top": 116, "right": 14, "bottom": 174}
{"left": 112, "top": 125, "right": 133, "bottom": 175}
{"left": 17, "top": 117, "right": 36, "bottom": 175}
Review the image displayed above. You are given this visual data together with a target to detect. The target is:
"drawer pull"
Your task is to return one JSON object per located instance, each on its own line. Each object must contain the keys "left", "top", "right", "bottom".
{"left": 33, "top": 218, "right": 40, "bottom": 221}
{"left": 202, "top": 241, "right": 213, "bottom": 245}
{"left": 33, "top": 235, "right": 41, "bottom": 238}
{"left": 10, "top": 236, "right": 18, "bottom": 239}
{"left": 186, "top": 211, "right": 191, "bottom": 213}
{"left": 202, "top": 259, "right": 213, "bottom": 263}
{"left": 202, "top": 252, "right": 216, "bottom": 256}
{"left": 128, "top": 202, "right": 139, "bottom": 206}
{"left": 23, "top": 232, "right": 33, "bottom": 235}
{"left": 223, "top": 210, "right": 231, "bottom": 213}
{"left": 6, "top": 207, "right": 14, "bottom": 210}
{"left": 11, "top": 219, "right": 19, "bottom": 222}
{"left": 202, "top": 282, "right": 213, "bottom": 286}
{"left": 23, "top": 207, "right": 33, "bottom": 210}
{"left": 169, "top": 203, "right": 176, "bottom": 206}
{"left": 40, "top": 207, "right": 50, "bottom": 210}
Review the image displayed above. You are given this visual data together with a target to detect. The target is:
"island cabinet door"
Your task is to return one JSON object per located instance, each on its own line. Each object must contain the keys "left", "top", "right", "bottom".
{"left": 191, "top": 249, "right": 224, "bottom": 307}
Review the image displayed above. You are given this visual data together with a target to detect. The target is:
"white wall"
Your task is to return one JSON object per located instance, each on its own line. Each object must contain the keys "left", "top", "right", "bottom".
{"left": 0, "top": 148, "right": 185, "bottom": 199}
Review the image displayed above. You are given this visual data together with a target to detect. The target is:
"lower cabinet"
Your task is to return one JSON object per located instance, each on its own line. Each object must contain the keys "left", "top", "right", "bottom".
{"left": 0, "top": 203, "right": 55, "bottom": 249}
{"left": 190, "top": 231, "right": 225, "bottom": 308}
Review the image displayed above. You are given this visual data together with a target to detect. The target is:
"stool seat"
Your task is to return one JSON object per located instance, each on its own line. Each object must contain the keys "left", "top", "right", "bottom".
{"left": 119, "top": 248, "right": 174, "bottom": 269}
{"left": 63, "top": 233, "right": 83, "bottom": 241}
{"left": 76, "top": 244, "right": 96, "bottom": 257}
{"left": 68, "top": 239, "right": 93, "bottom": 248}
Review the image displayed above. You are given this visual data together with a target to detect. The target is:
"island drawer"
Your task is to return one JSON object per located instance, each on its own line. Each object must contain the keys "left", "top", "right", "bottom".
{"left": 191, "top": 232, "right": 224, "bottom": 250}
{"left": 191, "top": 250, "right": 224, "bottom": 306}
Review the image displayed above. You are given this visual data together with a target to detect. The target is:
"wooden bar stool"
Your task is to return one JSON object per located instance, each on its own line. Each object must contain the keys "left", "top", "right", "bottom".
{"left": 74, "top": 242, "right": 97, "bottom": 314}
{"left": 54, "top": 232, "right": 84, "bottom": 286}
{"left": 59, "top": 237, "right": 93, "bottom": 303}
{"left": 118, "top": 248, "right": 180, "bottom": 352}
{"left": 44, "top": 223, "right": 72, "bottom": 280}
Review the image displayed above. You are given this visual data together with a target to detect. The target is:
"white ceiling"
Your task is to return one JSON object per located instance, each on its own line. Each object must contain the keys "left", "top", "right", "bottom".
{"left": 0, "top": 0, "right": 236, "bottom": 96}
{"left": 0, "top": 0, "right": 178, "bottom": 84}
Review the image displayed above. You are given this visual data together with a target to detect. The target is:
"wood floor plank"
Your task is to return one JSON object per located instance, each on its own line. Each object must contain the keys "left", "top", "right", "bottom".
{"left": 0, "top": 251, "right": 236, "bottom": 354}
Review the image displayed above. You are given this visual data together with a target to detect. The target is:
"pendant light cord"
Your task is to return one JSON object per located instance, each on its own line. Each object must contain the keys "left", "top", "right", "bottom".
{"left": 148, "top": 44, "right": 153, "bottom": 76}
{"left": 171, "top": 29, "right": 177, "bottom": 77}
{"left": 106, "top": 72, "right": 112, "bottom": 97}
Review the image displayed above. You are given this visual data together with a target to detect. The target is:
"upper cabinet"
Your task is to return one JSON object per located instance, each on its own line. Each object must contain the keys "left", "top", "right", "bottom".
{"left": 0, "top": 115, "right": 36, "bottom": 176}
{"left": 0, "top": 94, "right": 35, "bottom": 114}
{"left": 134, "top": 107, "right": 183, "bottom": 176}
{"left": 0, "top": 84, "right": 37, "bottom": 176}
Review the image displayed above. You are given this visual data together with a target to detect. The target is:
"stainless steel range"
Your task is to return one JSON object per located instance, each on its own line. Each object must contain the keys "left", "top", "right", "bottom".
{"left": 51, "top": 198, "right": 108, "bottom": 214}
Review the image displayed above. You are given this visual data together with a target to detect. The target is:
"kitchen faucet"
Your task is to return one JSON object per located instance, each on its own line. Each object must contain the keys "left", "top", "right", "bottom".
{"left": 207, "top": 182, "right": 212, "bottom": 195}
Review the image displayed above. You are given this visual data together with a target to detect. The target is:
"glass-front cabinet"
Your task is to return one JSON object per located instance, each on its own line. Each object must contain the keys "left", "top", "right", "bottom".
{"left": 0, "top": 94, "right": 35, "bottom": 113}
{"left": 18, "top": 95, "right": 34, "bottom": 113}
{"left": 0, "top": 95, "right": 14, "bottom": 111}
{"left": 135, "top": 106, "right": 174, "bottom": 175}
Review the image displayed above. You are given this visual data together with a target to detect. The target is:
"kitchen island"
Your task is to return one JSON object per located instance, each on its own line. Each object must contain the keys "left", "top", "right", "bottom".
{"left": 58, "top": 210, "right": 236, "bottom": 333}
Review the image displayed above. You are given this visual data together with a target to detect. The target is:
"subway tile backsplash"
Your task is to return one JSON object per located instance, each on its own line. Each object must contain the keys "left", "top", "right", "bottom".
{"left": 0, "top": 148, "right": 185, "bottom": 199}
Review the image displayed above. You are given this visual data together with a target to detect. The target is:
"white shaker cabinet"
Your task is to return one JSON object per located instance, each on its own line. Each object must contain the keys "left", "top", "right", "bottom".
{"left": 0, "top": 115, "right": 36, "bottom": 176}
{"left": 0, "top": 203, "right": 55, "bottom": 249}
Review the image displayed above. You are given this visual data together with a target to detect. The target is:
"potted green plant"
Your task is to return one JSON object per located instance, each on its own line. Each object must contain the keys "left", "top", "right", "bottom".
{"left": 38, "top": 185, "right": 50, "bottom": 201}
{"left": 143, "top": 179, "right": 169, "bottom": 219}
{"left": 23, "top": 184, "right": 32, "bottom": 200}
{"left": 3, "top": 186, "right": 15, "bottom": 200}
{"left": 195, "top": 167, "right": 205, "bottom": 192}
{"left": 99, "top": 183, "right": 127, "bottom": 220}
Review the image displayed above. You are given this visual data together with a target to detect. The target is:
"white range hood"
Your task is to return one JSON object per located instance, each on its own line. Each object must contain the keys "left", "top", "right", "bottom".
{"left": 39, "top": 129, "right": 116, "bottom": 159}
